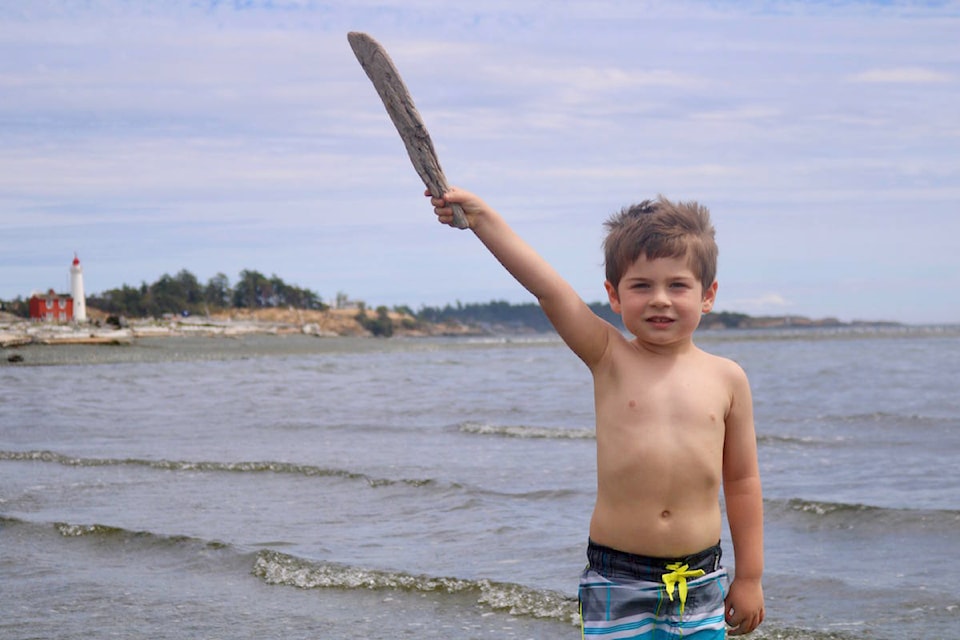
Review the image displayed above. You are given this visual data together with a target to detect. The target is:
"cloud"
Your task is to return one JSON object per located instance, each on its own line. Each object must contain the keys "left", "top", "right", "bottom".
{"left": 724, "top": 293, "right": 793, "bottom": 314}
{"left": 850, "top": 67, "right": 953, "bottom": 84}
{"left": 1, "top": 1, "right": 959, "bottom": 323}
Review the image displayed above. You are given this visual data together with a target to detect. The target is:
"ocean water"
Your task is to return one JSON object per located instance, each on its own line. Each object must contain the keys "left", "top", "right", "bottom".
{"left": 2, "top": 327, "right": 959, "bottom": 639}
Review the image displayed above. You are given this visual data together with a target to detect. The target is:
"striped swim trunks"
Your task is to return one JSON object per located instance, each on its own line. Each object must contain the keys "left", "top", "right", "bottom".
{"left": 579, "top": 540, "right": 729, "bottom": 639}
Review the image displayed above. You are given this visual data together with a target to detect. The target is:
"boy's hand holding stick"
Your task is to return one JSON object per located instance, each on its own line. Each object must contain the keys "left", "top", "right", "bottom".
{"left": 347, "top": 31, "right": 468, "bottom": 229}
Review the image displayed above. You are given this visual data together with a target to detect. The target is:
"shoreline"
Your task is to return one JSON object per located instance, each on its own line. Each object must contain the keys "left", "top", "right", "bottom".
{"left": 0, "top": 307, "right": 484, "bottom": 350}
{"left": 2, "top": 308, "right": 955, "bottom": 353}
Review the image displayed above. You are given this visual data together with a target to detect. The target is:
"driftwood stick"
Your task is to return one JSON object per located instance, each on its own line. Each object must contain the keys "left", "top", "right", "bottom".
{"left": 348, "top": 31, "right": 468, "bottom": 229}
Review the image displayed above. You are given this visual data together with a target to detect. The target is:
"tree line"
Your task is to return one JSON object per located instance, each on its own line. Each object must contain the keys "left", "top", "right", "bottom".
{"left": 416, "top": 299, "right": 624, "bottom": 332}
{"left": 85, "top": 269, "right": 327, "bottom": 318}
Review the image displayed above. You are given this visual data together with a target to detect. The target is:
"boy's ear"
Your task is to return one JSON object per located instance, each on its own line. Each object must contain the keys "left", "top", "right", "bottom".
{"left": 604, "top": 280, "right": 622, "bottom": 314}
{"left": 701, "top": 280, "right": 719, "bottom": 313}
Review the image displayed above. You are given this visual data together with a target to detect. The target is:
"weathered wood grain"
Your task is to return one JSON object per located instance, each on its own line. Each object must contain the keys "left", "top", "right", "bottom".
{"left": 348, "top": 31, "right": 468, "bottom": 229}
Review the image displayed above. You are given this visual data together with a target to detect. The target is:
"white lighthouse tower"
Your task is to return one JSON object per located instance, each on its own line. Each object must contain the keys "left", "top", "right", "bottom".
{"left": 70, "top": 253, "right": 87, "bottom": 323}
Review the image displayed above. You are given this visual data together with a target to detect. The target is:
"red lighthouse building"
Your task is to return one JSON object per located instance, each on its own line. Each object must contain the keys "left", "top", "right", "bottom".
{"left": 28, "top": 254, "right": 86, "bottom": 323}
{"left": 29, "top": 289, "right": 75, "bottom": 323}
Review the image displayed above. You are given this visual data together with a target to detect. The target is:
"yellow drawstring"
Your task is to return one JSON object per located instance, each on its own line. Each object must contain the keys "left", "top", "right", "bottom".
{"left": 661, "top": 562, "right": 705, "bottom": 616}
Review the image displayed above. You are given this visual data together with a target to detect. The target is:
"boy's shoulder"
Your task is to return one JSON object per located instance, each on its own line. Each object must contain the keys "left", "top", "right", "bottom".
{"left": 609, "top": 336, "right": 749, "bottom": 386}
{"left": 697, "top": 348, "right": 752, "bottom": 400}
{"left": 695, "top": 344, "right": 749, "bottom": 378}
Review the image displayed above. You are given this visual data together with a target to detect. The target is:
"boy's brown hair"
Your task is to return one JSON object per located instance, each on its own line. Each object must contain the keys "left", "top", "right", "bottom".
{"left": 603, "top": 195, "right": 718, "bottom": 290}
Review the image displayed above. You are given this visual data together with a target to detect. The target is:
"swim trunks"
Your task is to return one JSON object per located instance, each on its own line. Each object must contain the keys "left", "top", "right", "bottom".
{"left": 579, "top": 540, "right": 729, "bottom": 639}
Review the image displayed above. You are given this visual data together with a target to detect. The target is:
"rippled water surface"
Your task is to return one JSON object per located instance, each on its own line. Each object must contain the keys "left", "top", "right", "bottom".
{"left": 2, "top": 328, "right": 959, "bottom": 639}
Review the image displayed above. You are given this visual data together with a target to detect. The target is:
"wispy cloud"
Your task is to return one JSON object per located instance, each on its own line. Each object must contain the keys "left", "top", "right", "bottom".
{"left": 725, "top": 293, "right": 794, "bottom": 314}
{"left": 850, "top": 66, "right": 953, "bottom": 83}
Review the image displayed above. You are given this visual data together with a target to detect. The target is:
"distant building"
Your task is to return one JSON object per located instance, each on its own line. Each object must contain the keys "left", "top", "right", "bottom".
{"left": 29, "top": 289, "right": 75, "bottom": 323}
{"left": 28, "top": 253, "right": 88, "bottom": 323}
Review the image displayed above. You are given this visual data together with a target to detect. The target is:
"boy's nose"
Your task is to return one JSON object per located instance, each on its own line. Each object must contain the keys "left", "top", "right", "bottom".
{"left": 650, "top": 287, "right": 671, "bottom": 306}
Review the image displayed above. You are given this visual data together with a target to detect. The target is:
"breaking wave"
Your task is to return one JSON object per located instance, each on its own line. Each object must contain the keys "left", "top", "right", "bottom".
{"left": 0, "top": 515, "right": 579, "bottom": 627}
{"left": 0, "top": 449, "right": 434, "bottom": 488}
{"left": 768, "top": 497, "right": 960, "bottom": 530}
{"left": 252, "top": 549, "right": 580, "bottom": 625}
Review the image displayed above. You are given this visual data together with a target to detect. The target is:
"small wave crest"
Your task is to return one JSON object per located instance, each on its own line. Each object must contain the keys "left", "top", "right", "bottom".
{"left": 0, "top": 449, "right": 433, "bottom": 488}
{"left": 784, "top": 498, "right": 882, "bottom": 517}
{"left": 252, "top": 550, "right": 579, "bottom": 625}
{"left": 51, "top": 520, "right": 229, "bottom": 550}
{"left": 771, "top": 498, "right": 960, "bottom": 530}
{"left": 756, "top": 434, "right": 835, "bottom": 447}
{"left": 457, "top": 421, "right": 594, "bottom": 440}
{"left": 55, "top": 522, "right": 128, "bottom": 537}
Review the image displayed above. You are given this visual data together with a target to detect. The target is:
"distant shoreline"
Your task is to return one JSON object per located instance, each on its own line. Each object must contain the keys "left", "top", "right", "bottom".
{"left": 0, "top": 306, "right": 937, "bottom": 353}
{"left": 0, "top": 307, "right": 480, "bottom": 349}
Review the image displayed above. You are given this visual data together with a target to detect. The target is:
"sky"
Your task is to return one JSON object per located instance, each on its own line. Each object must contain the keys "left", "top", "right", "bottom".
{"left": 1, "top": 0, "right": 958, "bottom": 324}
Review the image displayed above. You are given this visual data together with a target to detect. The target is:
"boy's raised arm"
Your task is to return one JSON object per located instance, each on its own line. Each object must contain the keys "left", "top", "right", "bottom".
{"left": 429, "top": 188, "right": 613, "bottom": 367}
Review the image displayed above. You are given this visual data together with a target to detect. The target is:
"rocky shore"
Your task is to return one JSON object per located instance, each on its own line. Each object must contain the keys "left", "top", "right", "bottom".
{"left": 0, "top": 308, "right": 480, "bottom": 349}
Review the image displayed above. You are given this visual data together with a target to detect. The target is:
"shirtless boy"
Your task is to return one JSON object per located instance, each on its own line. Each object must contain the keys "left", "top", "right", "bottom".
{"left": 429, "top": 188, "right": 764, "bottom": 637}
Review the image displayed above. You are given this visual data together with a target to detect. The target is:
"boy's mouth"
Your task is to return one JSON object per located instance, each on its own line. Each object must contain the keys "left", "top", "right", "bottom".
{"left": 647, "top": 316, "right": 675, "bottom": 326}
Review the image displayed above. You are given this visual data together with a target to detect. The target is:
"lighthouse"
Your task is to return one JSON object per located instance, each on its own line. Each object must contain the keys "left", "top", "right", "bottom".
{"left": 70, "top": 253, "right": 87, "bottom": 323}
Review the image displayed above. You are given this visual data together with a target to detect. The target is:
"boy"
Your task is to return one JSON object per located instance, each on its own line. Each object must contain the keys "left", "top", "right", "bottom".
{"left": 429, "top": 187, "right": 764, "bottom": 637}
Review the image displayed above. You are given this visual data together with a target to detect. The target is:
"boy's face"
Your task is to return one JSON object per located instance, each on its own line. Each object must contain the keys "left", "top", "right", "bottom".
{"left": 605, "top": 254, "right": 717, "bottom": 347}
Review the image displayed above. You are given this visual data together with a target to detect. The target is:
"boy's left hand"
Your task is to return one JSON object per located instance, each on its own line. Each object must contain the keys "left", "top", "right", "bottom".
{"left": 725, "top": 578, "right": 765, "bottom": 635}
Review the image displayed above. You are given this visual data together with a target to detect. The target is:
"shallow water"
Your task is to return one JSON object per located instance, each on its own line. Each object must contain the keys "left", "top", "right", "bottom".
{"left": 2, "top": 328, "right": 959, "bottom": 639}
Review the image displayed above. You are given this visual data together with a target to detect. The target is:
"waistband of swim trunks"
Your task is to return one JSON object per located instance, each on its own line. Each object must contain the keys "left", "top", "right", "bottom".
{"left": 586, "top": 539, "right": 722, "bottom": 582}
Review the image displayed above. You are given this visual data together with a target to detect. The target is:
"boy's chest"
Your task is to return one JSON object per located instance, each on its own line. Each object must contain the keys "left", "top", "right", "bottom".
{"left": 595, "top": 361, "right": 730, "bottom": 438}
